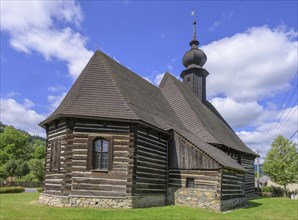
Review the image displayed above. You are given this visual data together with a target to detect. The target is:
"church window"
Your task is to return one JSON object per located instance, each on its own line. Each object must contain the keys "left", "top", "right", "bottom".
{"left": 186, "top": 177, "right": 195, "bottom": 188}
{"left": 50, "top": 138, "right": 61, "bottom": 171}
{"left": 93, "top": 138, "right": 109, "bottom": 170}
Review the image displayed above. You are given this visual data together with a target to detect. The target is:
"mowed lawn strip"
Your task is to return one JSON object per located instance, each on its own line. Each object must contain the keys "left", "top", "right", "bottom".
{"left": 0, "top": 193, "right": 297, "bottom": 220}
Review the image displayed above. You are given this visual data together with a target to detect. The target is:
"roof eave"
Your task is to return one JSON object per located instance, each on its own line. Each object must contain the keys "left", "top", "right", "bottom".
{"left": 39, "top": 114, "right": 172, "bottom": 136}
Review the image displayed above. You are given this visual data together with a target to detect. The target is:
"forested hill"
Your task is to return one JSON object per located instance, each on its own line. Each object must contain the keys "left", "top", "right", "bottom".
{"left": 0, "top": 122, "right": 46, "bottom": 142}
{"left": 0, "top": 121, "right": 46, "bottom": 181}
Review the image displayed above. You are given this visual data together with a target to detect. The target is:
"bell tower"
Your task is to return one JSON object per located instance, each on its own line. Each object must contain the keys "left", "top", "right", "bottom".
{"left": 180, "top": 12, "right": 209, "bottom": 101}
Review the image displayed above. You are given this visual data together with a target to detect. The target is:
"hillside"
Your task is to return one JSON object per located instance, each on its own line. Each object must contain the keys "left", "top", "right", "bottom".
{"left": 0, "top": 122, "right": 46, "bottom": 181}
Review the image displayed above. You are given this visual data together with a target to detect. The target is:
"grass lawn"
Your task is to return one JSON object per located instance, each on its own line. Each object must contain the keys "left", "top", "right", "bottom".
{"left": 0, "top": 193, "right": 297, "bottom": 220}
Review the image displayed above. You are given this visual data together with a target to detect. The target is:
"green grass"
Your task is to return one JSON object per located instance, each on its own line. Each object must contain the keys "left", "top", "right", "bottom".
{"left": 0, "top": 193, "right": 297, "bottom": 220}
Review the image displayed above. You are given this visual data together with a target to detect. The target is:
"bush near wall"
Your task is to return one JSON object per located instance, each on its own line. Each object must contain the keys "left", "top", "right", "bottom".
{"left": 0, "top": 186, "right": 25, "bottom": 194}
{"left": 261, "top": 186, "right": 285, "bottom": 197}
{"left": 0, "top": 181, "right": 42, "bottom": 188}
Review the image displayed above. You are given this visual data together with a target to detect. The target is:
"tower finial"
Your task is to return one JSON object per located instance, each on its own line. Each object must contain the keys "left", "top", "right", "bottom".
{"left": 190, "top": 11, "right": 199, "bottom": 47}
{"left": 191, "top": 11, "right": 197, "bottom": 40}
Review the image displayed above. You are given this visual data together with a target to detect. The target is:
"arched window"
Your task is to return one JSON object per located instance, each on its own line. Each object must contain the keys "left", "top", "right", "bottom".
{"left": 92, "top": 138, "right": 109, "bottom": 170}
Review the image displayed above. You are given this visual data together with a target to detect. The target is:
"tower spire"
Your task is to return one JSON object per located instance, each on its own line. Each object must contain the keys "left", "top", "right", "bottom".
{"left": 191, "top": 11, "right": 197, "bottom": 40}
{"left": 190, "top": 11, "right": 199, "bottom": 48}
{"left": 181, "top": 11, "right": 209, "bottom": 101}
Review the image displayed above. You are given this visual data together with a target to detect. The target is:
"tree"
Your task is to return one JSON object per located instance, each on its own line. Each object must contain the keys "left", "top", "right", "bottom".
{"left": 15, "top": 160, "right": 30, "bottom": 178}
{"left": 3, "top": 159, "right": 30, "bottom": 179}
{"left": 263, "top": 135, "right": 298, "bottom": 196}
{"left": 0, "top": 126, "right": 31, "bottom": 163}
{"left": 31, "top": 145, "right": 45, "bottom": 159}
{"left": 3, "top": 159, "right": 17, "bottom": 180}
{"left": 28, "top": 159, "right": 44, "bottom": 181}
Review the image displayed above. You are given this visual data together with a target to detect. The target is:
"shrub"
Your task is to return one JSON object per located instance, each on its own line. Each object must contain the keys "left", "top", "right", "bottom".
{"left": 261, "top": 186, "right": 284, "bottom": 197}
{"left": 37, "top": 187, "right": 43, "bottom": 193}
{"left": 0, "top": 186, "right": 25, "bottom": 194}
{"left": 262, "top": 186, "right": 271, "bottom": 192}
{"left": 262, "top": 192, "right": 272, "bottom": 197}
{"left": 271, "top": 186, "right": 283, "bottom": 197}
{"left": 17, "top": 173, "right": 39, "bottom": 182}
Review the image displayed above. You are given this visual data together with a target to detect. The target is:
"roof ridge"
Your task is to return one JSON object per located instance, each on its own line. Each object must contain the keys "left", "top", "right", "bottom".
{"left": 96, "top": 51, "right": 139, "bottom": 120}
{"left": 177, "top": 77, "right": 247, "bottom": 149}
{"left": 177, "top": 79, "right": 224, "bottom": 143}
{"left": 41, "top": 52, "right": 98, "bottom": 123}
{"left": 159, "top": 72, "right": 171, "bottom": 88}
{"left": 160, "top": 73, "right": 256, "bottom": 155}
{"left": 164, "top": 74, "right": 221, "bottom": 143}
{"left": 63, "top": 52, "right": 99, "bottom": 114}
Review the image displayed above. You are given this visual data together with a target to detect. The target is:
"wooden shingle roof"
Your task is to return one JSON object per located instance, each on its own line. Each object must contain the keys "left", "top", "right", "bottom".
{"left": 42, "top": 51, "right": 138, "bottom": 123}
{"left": 41, "top": 50, "right": 184, "bottom": 131}
{"left": 160, "top": 73, "right": 257, "bottom": 156}
{"left": 41, "top": 50, "right": 257, "bottom": 170}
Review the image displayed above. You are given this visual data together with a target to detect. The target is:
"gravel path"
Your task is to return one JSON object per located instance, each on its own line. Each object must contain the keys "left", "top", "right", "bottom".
{"left": 24, "top": 188, "right": 37, "bottom": 192}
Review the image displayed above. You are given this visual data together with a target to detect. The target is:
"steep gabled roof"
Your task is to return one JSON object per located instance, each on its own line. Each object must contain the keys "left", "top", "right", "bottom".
{"left": 41, "top": 51, "right": 184, "bottom": 131}
{"left": 41, "top": 51, "right": 138, "bottom": 124}
{"left": 101, "top": 52, "right": 185, "bottom": 131}
{"left": 160, "top": 73, "right": 257, "bottom": 156}
{"left": 41, "top": 50, "right": 256, "bottom": 171}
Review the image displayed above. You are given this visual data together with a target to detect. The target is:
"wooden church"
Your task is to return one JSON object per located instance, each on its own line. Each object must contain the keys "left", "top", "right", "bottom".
{"left": 39, "top": 20, "right": 257, "bottom": 211}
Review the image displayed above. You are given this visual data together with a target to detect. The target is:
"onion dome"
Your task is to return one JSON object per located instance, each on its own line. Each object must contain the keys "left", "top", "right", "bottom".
{"left": 182, "top": 19, "right": 207, "bottom": 69}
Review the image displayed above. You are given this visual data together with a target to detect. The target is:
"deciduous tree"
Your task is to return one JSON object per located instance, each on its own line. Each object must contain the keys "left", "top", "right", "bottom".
{"left": 263, "top": 135, "right": 298, "bottom": 195}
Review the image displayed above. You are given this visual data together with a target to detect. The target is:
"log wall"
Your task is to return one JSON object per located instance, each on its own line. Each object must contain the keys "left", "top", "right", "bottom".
{"left": 169, "top": 132, "right": 220, "bottom": 169}
{"left": 70, "top": 119, "right": 134, "bottom": 198}
{"left": 169, "top": 169, "right": 221, "bottom": 192}
{"left": 133, "top": 128, "right": 169, "bottom": 196}
{"left": 222, "top": 147, "right": 256, "bottom": 199}
{"left": 44, "top": 119, "right": 69, "bottom": 195}
{"left": 241, "top": 156, "right": 256, "bottom": 198}
{"left": 221, "top": 169, "right": 245, "bottom": 200}
{"left": 44, "top": 119, "right": 135, "bottom": 198}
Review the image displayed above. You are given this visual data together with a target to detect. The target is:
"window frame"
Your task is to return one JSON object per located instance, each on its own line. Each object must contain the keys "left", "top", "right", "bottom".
{"left": 87, "top": 136, "right": 113, "bottom": 172}
{"left": 49, "top": 138, "right": 61, "bottom": 172}
{"left": 92, "top": 138, "right": 109, "bottom": 170}
{"left": 186, "top": 177, "right": 195, "bottom": 188}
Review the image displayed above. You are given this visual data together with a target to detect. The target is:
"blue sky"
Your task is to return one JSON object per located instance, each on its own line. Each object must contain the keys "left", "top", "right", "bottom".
{"left": 1, "top": 1, "right": 297, "bottom": 160}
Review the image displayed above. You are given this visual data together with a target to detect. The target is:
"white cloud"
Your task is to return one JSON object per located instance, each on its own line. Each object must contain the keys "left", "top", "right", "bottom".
{"left": 203, "top": 26, "right": 298, "bottom": 102}
{"left": 48, "top": 85, "right": 66, "bottom": 92}
{"left": 48, "top": 92, "right": 67, "bottom": 111}
{"left": 153, "top": 72, "right": 165, "bottom": 85}
{"left": 202, "top": 26, "right": 298, "bottom": 160}
{"left": 0, "top": 1, "right": 83, "bottom": 31}
{"left": 211, "top": 97, "right": 264, "bottom": 129}
{"left": 168, "top": 64, "right": 173, "bottom": 71}
{"left": 237, "top": 105, "right": 298, "bottom": 158}
{"left": 23, "top": 98, "right": 35, "bottom": 108}
{"left": 209, "top": 11, "right": 233, "bottom": 32}
{"left": 0, "top": 0, "right": 92, "bottom": 79}
{"left": 6, "top": 91, "right": 19, "bottom": 98}
{"left": 0, "top": 98, "right": 46, "bottom": 137}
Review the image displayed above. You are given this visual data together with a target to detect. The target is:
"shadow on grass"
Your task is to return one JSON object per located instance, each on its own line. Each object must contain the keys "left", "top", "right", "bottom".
{"left": 248, "top": 195, "right": 263, "bottom": 200}
{"left": 244, "top": 200, "right": 262, "bottom": 209}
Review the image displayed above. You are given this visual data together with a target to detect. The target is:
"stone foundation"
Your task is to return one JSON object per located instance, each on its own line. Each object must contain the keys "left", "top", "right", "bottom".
{"left": 40, "top": 191, "right": 246, "bottom": 211}
{"left": 171, "top": 188, "right": 247, "bottom": 211}
{"left": 39, "top": 193, "right": 165, "bottom": 208}
{"left": 174, "top": 188, "right": 220, "bottom": 210}
{"left": 220, "top": 197, "right": 247, "bottom": 211}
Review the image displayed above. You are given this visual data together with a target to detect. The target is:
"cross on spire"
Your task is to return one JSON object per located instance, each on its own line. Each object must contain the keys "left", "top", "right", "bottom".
{"left": 189, "top": 10, "right": 199, "bottom": 47}
{"left": 191, "top": 11, "right": 197, "bottom": 40}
